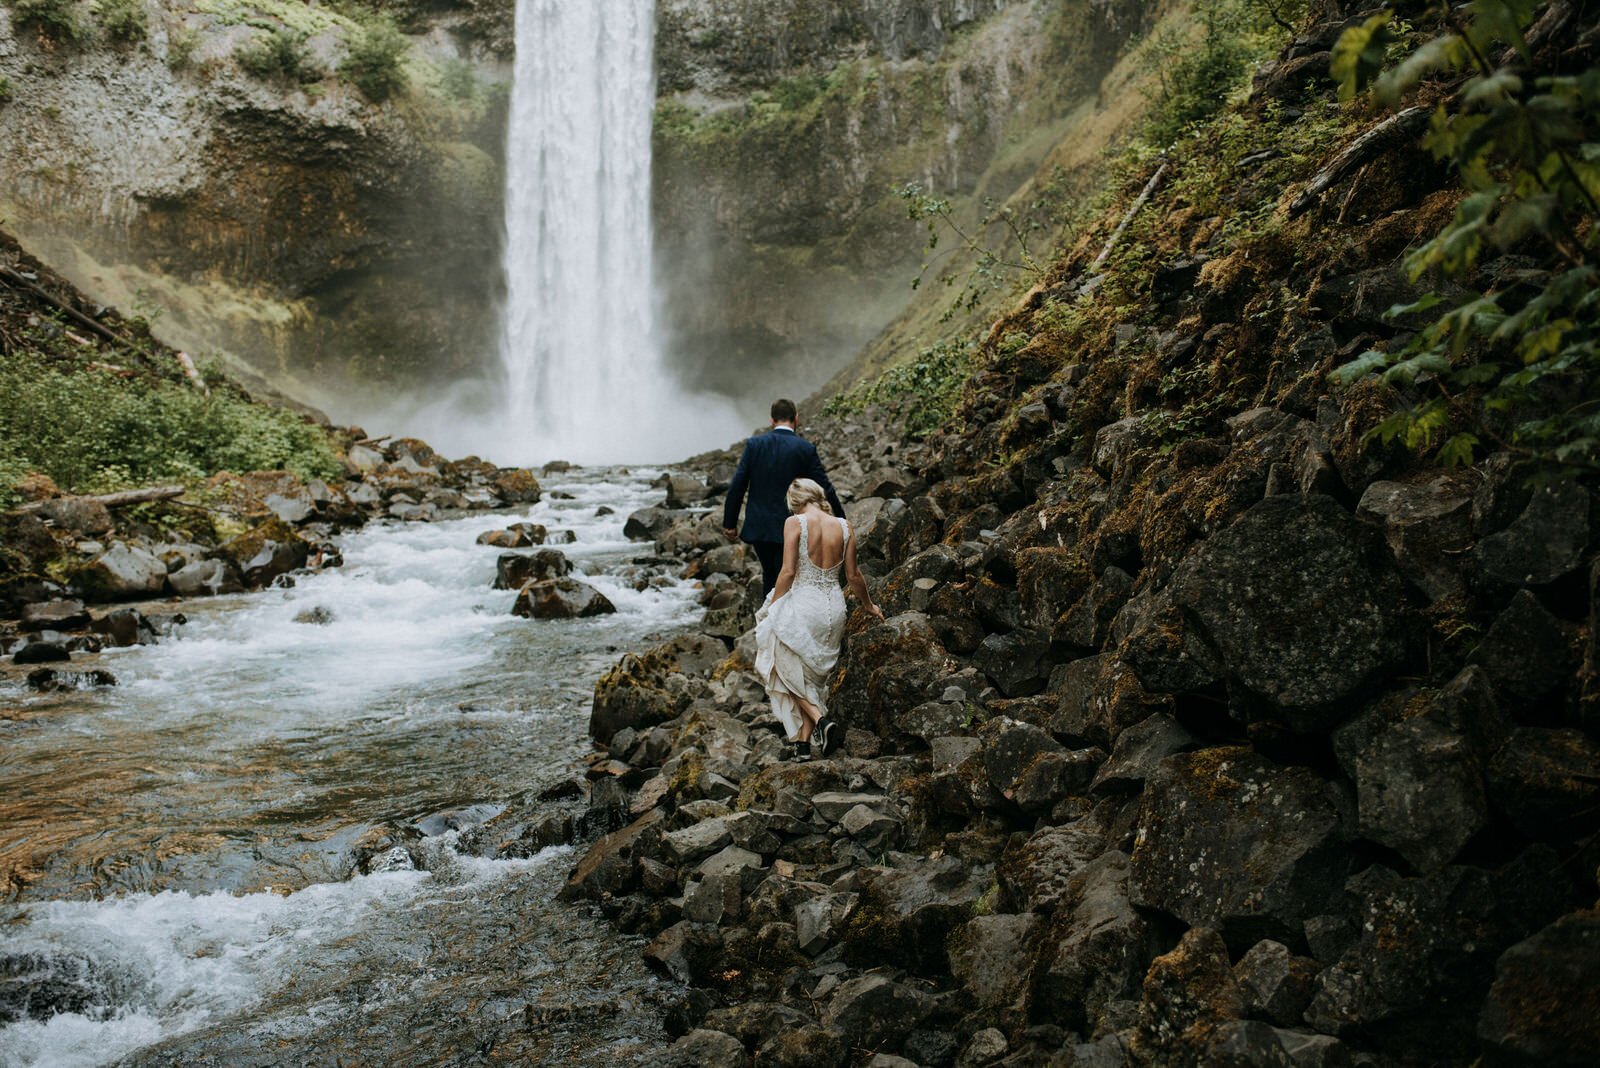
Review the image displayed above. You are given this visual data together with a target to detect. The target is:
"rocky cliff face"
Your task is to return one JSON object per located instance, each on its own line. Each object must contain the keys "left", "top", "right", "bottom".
{"left": 652, "top": 0, "right": 1160, "bottom": 405}
{"left": 0, "top": 0, "right": 507, "bottom": 395}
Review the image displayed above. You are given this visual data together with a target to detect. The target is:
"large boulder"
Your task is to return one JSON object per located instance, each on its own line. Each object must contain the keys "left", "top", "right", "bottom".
{"left": 1170, "top": 494, "right": 1410, "bottom": 730}
{"left": 215, "top": 520, "right": 310, "bottom": 589}
{"left": 168, "top": 558, "right": 245, "bottom": 597}
{"left": 491, "top": 468, "right": 542, "bottom": 504}
{"left": 73, "top": 542, "right": 168, "bottom": 601}
{"left": 1131, "top": 747, "right": 1353, "bottom": 945}
{"left": 1356, "top": 475, "right": 1475, "bottom": 602}
{"left": 1131, "top": 927, "right": 1247, "bottom": 1067}
{"left": 512, "top": 577, "right": 615, "bottom": 620}
{"left": 829, "top": 613, "right": 955, "bottom": 741}
{"left": 20, "top": 600, "right": 88, "bottom": 632}
{"left": 1478, "top": 910, "right": 1600, "bottom": 1066}
{"left": 494, "top": 549, "right": 572, "bottom": 590}
{"left": 1027, "top": 851, "right": 1161, "bottom": 1036}
{"left": 821, "top": 974, "right": 933, "bottom": 1053}
{"left": 842, "top": 854, "right": 992, "bottom": 974}
{"left": 1475, "top": 480, "right": 1588, "bottom": 589}
{"left": 589, "top": 636, "right": 724, "bottom": 744}
{"left": 1354, "top": 711, "right": 1489, "bottom": 873}
{"left": 949, "top": 913, "right": 1042, "bottom": 1010}
{"left": 1469, "top": 590, "right": 1579, "bottom": 704}
{"left": 35, "top": 495, "right": 113, "bottom": 536}
{"left": 665, "top": 474, "right": 714, "bottom": 508}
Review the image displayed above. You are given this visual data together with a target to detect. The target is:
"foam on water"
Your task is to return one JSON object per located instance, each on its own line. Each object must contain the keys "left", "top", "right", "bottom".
{"left": 0, "top": 847, "right": 568, "bottom": 1068}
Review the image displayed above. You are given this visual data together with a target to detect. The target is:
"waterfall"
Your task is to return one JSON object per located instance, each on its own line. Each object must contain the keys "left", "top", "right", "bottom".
{"left": 492, "top": 0, "right": 741, "bottom": 465}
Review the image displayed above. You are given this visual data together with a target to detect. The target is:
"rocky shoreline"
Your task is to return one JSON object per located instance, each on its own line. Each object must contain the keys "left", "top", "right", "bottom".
{"left": 0, "top": 435, "right": 548, "bottom": 688}
{"left": 550, "top": 401, "right": 1597, "bottom": 1067}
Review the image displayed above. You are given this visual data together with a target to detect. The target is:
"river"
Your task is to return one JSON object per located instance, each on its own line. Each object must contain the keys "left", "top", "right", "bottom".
{"left": 0, "top": 468, "right": 692, "bottom": 1067}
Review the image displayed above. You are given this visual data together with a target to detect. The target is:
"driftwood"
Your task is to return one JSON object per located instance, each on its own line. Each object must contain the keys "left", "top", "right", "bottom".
{"left": 1091, "top": 161, "right": 1169, "bottom": 271}
{"left": 1289, "top": 106, "right": 1431, "bottom": 217}
{"left": 14, "top": 484, "right": 186, "bottom": 514}
{"left": 0, "top": 264, "right": 126, "bottom": 347}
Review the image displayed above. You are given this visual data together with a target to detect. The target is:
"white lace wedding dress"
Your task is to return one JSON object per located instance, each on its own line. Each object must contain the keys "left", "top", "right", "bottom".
{"left": 754, "top": 514, "right": 849, "bottom": 740}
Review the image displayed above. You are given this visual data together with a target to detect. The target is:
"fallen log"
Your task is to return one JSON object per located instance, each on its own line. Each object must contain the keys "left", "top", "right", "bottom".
{"left": 0, "top": 264, "right": 128, "bottom": 348}
{"left": 1288, "top": 106, "right": 1431, "bottom": 217}
{"left": 12, "top": 484, "right": 186, "bottom": 515}
{"left": 1090, "top": 161, "right": 1169, "bottom": 272}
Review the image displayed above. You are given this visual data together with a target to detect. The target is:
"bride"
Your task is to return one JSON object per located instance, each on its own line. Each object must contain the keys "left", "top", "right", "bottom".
{"left": 753, "top": 478, "right": 883, "bottom": 760}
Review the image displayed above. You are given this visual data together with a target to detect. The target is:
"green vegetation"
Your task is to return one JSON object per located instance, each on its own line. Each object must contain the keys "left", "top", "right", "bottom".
{"left": 93, "top": 0, "right": 146, "bottom": 43}
{"left": 823, "top": 339, "right": 978, "bottom": 438}
{"left": 439, "top": 57, "right": 477, "bottom": 101}
{"left": 237, "top": 26, "right": 324, "bottom": 84}
{"left": 0, "top": 77, "right": 13, "bottom": 104}
{"left": 167, "top": 26, "right": 200, "bottom": 70}
{"left": 1330, "top": 0, "right": 1600, "bottom": 476}
{"left": 10, "top": 0, "right": 85, "bottom": 41}
{"left": 340, "top": 18, "right": 409, "bottom": 102}
{"left": 0, "top": 335, "right": 341, "bottom": 508}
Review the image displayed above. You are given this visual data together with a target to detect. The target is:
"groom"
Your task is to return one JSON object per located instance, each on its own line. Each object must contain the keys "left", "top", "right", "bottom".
{"left": 723, "top": 398, "right": 847, "bottom": 596}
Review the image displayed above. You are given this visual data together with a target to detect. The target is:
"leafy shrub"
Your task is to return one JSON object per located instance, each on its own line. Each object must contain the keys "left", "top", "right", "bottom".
{"left": 238, "top": 27, "right": 323, "bottom": 84}
{"left": 823, "top": 339, "right": 979, "bottom": 438}
{"left": 440, "top": 57, "right": 477, "bottom": 101}
{"left": 341, "top": 20, "right": 409, "bottom": 103}
{"left": 0, "top": 346, "right": 342, "bottom": 505}
{"left": 1330, "top": 0, "right": 1600, "bottom": 475}
{"left": 93, "top": 0, "right": 145, "bottom": 43}
{"left": 166, "top": 26, "right": 199, "bottom": 70}
{"left": 11, "top": 0, "right": 84, "bottom": 41}
{"left": 0, "top": 77, "right": 13, "bottom": 104}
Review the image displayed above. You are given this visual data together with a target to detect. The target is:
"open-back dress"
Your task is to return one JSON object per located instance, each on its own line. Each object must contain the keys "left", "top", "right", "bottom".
{"left": 753, "top": 514, "right": 849, "bottom": 739}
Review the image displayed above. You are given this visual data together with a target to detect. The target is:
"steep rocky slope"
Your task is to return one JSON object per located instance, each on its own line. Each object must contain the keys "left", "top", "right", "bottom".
{"left": 554, "top": 4, "right": 1600, "bottom": 1066}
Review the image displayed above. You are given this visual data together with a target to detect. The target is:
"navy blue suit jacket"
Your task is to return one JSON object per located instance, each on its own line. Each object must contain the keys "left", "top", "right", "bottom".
{"left": 723, "top": 427, "right": 846, "bottom": 544}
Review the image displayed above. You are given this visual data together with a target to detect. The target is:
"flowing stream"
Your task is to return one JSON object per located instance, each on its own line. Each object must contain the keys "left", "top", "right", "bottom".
{"left": 0, "top": 469, "right": 692, "bottom": 1067}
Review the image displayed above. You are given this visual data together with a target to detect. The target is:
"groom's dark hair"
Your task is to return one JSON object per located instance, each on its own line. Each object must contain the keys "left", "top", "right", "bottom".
{"left": 771, "top": 398, "right": 798, "bottom": 424}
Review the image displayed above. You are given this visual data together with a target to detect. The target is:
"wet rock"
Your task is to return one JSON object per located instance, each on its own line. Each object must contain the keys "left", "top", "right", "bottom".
{"left": 1486, "top": 727, "right": 1600, "bottom": 838}
{"left": 26, "top": 667, "right": 116, "bottom": 691}
{"left": 168, "top": 558, "right": 243, "bottom": 598}
{"left": 1089, "top": 714, "right": 1196, "bottom": 794}
{"left": 20, "top": 600, "right": 89, "bottom": 632}
{"left": 1131, "top": 748, "right": 1352, "bottom": 944}
{"left": 1133, "top": 927, "right": 1246, "bottom": 1066}
{"left": 512, "top": 577, "right": 616, "bottom": 620}
{"left": 1475, "top": 479, "right": 1588, "bottom": 588}
{"left": 216, "top": 521, "right": 310, "bottom": 589}
{"left": 1092, "top": 416, "right": 1155, "bottom": 479}
{"left": 495, "top": 549, "right": 573, "bottom": 589}
{"left": 1469, "top": 590, "right": 1577, "bottom": 703}
{"left": 560, "top": 809, "right": 664, "bottom": 901}
{"left": 36, "top": 496, "right": 114, "bottom": 538}
{"left": 885, "top": 496, "right": 945, "bottom": 568}
{"left": 646, "top": 922, "right": 726, "bottom": 985}
{"left": 12, "top": 640, "right": 70, "bottom": 665}
{"left": 1233, "top": 940, "right": 1318, "bottom": 1028}
{"left": 1356, "top": 475, "right": 1474, "bottom": 601}
{"left": 973, "top": 629, "right": 1053, "bottom": 697}
{"left": 669, "top": 1028, "right": 748, "bottom": 1067}
{"left": 665, "top": 474, "right": 714, "bottom": 508}
{"left": 624, "top": 506, "right": 678, "bottom": 541}
{"left": 91, "top": 606, "right": 157, "bottom": 647}
{"left": 1028, "top": 852, "right": 1159, "bottom": 1036}
{"left": 949, "top": 913, "right": 1041, "bottom": 1009}
{"left": 74, "top": 541, "right": 168, "bottom": 601}
{"left": 478, "top": 522, "right": 548, "bottom": 548}
{"left": 822, "top": 974, "right": 933, "bottom": 1052}
{"left": 491, "top": 468, "right": 542, "bottom": 504}
{"left": 1169, "top": 494, "right": 1409, "bottom": 729}
{"left": 998, "top": 814, "right": 1107, "bottom": 913}
{"left": 292, "top": 606, "right": 335, "bottom": 626}
{"left": 1478, "top": 910, "right": 1600, "bottom": 1066}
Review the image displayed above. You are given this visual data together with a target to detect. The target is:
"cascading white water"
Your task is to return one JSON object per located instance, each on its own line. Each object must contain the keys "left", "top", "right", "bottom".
{"left": 493, "top": 0, "right": 742, "bottom": 464}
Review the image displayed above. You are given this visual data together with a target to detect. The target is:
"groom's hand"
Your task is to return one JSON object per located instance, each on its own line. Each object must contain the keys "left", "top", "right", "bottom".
{"left": 723, "top": 527, "right": 738, "bottom": 540}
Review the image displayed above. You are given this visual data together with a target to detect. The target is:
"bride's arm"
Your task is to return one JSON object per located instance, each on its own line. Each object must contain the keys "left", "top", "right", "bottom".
{"left": 770, "top": 517, "right": 801, "bottom": 602}
{"left": 844, "top": 533, "right": 883, "bottom": 619}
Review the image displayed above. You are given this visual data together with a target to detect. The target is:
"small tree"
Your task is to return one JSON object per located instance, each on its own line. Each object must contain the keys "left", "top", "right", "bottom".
{"left": 11, "top": 0, "right": 85, "bottom": 41}
{"left": 237, "top": 27, "right": 323, "bottom": 85}
{"left": 341, "top": 20, "right": 409, "bottom": 103}
{"left": 93, "top": 0, "right": 146, "bottom": 43}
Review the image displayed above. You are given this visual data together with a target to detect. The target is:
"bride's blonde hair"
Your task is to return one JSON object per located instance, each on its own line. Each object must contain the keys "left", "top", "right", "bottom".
{"left": 787, "top": 477, "right": 832, "bottom": 515}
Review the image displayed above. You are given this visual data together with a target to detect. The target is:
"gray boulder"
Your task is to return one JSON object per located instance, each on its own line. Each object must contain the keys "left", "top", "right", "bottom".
{"left": 1357, "top": 475, "right": 1474, "bottom": 601}
{"left": 1354, "top": 711, "right": 1488, "bottom": 873}
{"left": 168, "top": 558, "right": 245, "bottom": 597}
{"left": 948, "top": 913, "right": 1042, "bottom": 1009}
{"left": 1170, "top": 494, "right": 1409, "bottom": 729}
{"left": 512, "top": 577, "right": 616, "bottom": 619}
{"left": 1475, "top": 479, "right": 1588, "bottom": 588}
{"left": 822, "top": 974, "right": 933, "bottom": 1052}
{"left": 74, "top": 542, "right": 168, "bottom": 601}
{"left": 494, "top": 549, "right": 572, "bottom": 590}
{"left": 1479, "top": 911, "right": 1600, "bottom": 1067}
{"left": 20, "top": 599, "right": 89, "bottom": 632}
{"left": 36, "top": 496, "right": 113, "bottom": 536}
{"left": 1131, "top": 747, "right": 1352, "bottom": 944}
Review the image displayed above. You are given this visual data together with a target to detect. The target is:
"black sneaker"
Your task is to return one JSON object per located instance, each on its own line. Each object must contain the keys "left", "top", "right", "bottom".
{"left": 819, "top": 719, "right": 844, "bottom": 756}
{"left": 788, "top": 740, "right": 812, "bottom": 762}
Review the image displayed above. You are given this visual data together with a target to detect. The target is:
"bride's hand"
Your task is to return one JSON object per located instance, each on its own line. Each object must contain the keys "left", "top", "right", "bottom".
{"left": 865, "top": 603, "right": 884, "bottom": 621}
